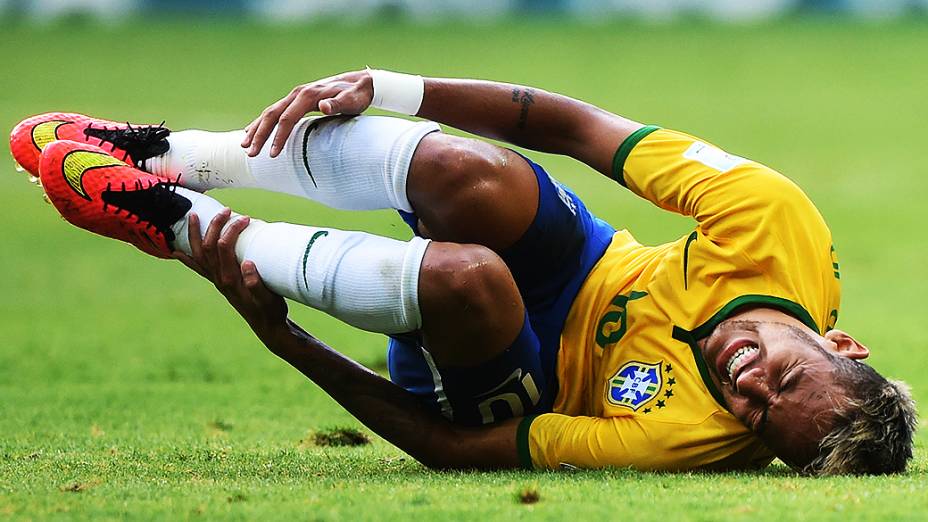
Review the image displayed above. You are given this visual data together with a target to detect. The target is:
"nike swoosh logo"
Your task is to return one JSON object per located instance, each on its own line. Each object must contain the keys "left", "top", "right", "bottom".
{"left": 62, "top": 150, "right": 126, "bottom": 201}
{"left": 683, "top": 231, "right": 697, "bottom": 290}
{"left": 31, "top": 120, "right": 69, "bottom": 150}
{"left": 301, "top": 230, "right": 330, "bottom": 291}
{"left": 301, "top": 120, "right": 319, "bottom": 188}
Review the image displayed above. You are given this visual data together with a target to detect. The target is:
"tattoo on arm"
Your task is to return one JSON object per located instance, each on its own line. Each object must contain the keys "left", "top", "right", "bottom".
{"left": 511, "top": 88, "right": 535, "bottom": 130}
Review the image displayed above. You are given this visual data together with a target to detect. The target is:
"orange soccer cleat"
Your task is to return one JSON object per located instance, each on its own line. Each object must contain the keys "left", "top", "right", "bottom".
{"left": 39, "top": 140, "right": 191, "bottom": 259}
{"left": 10, "top": 112, "right": 170, "bottom": 182}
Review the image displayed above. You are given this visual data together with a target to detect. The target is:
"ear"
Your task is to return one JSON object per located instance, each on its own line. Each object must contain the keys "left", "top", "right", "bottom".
{"left": 823, "top": 329, "right": 870, "bottom": 360}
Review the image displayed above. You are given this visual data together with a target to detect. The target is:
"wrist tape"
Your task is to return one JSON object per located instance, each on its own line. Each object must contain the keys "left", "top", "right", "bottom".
{"left": 369, "top": 69, "right": 425, "bottom": 116}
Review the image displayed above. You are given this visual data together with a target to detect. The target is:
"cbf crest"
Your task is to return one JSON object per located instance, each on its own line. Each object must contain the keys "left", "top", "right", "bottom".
{"left": 607, "top": 360, "right": 664, "bottom": 411}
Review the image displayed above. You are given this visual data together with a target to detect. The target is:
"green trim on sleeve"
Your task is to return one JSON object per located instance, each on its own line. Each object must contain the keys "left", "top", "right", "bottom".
{"left": 516, "top": 415, "right": 539, "bottom": 469}
{"left": 611, "top": 125, "right": 661, "bottom": 187}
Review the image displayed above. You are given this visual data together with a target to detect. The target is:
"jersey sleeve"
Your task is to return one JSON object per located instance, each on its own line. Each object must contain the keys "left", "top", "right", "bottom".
{"left": 517, "top": 412, "right": 773, "bottom": 471}
{"left": 612, "top": 126, "right": 831, "bottom": 250}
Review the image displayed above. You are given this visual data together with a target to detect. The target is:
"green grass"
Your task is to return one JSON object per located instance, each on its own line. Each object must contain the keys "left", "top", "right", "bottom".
{"left": 1, "top": 17, "right": 926, "bottom": 520}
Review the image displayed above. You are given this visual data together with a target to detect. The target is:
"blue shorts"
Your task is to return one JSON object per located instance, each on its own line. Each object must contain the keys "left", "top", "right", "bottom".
{"left": 388, "top": 155, "right": 615, "bottom": 425}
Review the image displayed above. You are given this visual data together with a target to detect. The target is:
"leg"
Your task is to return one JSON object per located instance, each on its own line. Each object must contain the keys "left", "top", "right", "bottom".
{"left": 149, "top": 115, "right": 537, "bottom": 247}
{"left": 417, "top": 243, "right": 524, "bottom": 368}
{"left": 173, "top": 188, "right": 428, "bottom": 334}
{"left": 393, "top": 135, "right": 619, "bottom": 424}
{"left": 169, "top": 186, "right": 541, "bottom": 426}
{"left": 407, "top": 134, "right": 539, "bottom": 251}
{"left": 172, "top": 187, "right": 529, "bottom": 353}
{"left": 151, "top": 116, "right": 439, "bottom": 210}
{"left": 398, "top": 242, "right": 547, "bottom": 426}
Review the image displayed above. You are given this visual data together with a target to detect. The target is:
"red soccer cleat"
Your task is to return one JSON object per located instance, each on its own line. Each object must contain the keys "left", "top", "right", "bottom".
{"left": 39, "top": 140, "right": 191, "bottom": 259}
{"left": 10, "top": 112, "right": 170, "bottom": 181}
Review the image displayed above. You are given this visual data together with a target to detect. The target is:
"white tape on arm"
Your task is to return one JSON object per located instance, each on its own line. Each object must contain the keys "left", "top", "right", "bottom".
{"left": 369, "top": 69, "right": 425, "bottom": 116}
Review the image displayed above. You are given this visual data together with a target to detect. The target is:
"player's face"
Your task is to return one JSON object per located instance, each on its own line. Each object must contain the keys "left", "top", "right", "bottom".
{"left": 700, "top": 318, "right": 869, "bottom": 469}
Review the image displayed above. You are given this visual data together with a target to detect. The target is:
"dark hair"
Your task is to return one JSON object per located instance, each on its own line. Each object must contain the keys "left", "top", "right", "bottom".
{"left": 806, "top": 356, "right": 917, "bottom": 475}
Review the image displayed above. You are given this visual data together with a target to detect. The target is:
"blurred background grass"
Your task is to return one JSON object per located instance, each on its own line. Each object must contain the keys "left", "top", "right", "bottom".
{"left": 1, "top": 16, "right": 926, "bottom": 520}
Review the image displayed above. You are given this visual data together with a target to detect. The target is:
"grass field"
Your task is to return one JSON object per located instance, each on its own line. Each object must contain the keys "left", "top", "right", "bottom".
{"left": 1, "top": 16, "right": 927, "bottom": 520}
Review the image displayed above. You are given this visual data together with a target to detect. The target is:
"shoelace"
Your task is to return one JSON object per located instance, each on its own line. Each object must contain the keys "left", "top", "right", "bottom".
{"left": 100, "top": 180, "right": 191, "bottom": 242}
{"left": 83, "top": 122, "right": 171, "bottom": 168}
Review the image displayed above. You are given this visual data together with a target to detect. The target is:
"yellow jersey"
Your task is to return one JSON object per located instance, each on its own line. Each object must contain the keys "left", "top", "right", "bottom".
{"left": 517, "top": 127, "right": 841, "bottom": 471}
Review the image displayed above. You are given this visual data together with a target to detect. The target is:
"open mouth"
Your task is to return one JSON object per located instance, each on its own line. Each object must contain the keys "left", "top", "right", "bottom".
{"left": 716, "top": 338, "right": 761, "bottom": 385}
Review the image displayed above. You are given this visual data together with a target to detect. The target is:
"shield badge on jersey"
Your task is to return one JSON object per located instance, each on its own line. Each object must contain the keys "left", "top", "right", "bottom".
{"left": 607, "top": 360, "right": 663, "bottom": 411}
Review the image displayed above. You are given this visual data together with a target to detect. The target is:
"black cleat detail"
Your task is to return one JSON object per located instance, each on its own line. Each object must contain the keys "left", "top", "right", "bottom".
{"left": 83, "top": 121, "right": 171, "bottom": 168}
{"left": 100, "top": 182, "right": 191, "bottom": 243}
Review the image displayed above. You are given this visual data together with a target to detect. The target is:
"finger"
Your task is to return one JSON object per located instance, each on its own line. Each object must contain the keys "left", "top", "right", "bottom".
{"left": 270, "top": 94, "right": 315, "bottom": 157}
{"left": 202, "top": 208, "right": 232, "bottom": 274}
{"left": 188, "top": 213, "right": 204, "bottom": 262}
{"left": 242, "top": 260, "right": 279, "bottom": 305}
{"left": 319, "top": 88, "right": 362, "bottom": 116}
{"left": 269, "top": 87, "right": 330, "bottom": 157}
{"left": 241, "top": 116, "right": 262, "bottom": 148}
{"left": 173, "top": 250, "right": 208, "bottom": 278}
{"left": 247, "top": 112, "right": 282, "bottom": 157}
{"left": 217, "top": 216, "right": 251, "bottom": 288}
{"left": 248, "top": 92, "right": 297, "bottom": 156}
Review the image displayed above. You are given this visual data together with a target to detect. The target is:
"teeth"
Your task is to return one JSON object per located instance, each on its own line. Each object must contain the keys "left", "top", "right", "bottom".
{"left": 725, "top": 345, "right": 759, "bottom": 380}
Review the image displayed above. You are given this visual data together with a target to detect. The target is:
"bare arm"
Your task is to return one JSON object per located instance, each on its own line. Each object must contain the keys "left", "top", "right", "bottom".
{"left": 241, "top": 69, "right": 642, "bottom": 178}
{"left": 173, "top": 210, "right": 521, "bottom": 470}
{"left": 418, "top": 79, "right": 641, "bottom": 175}
{"left": 264, "top": 318, "right": 521, "bottom": 469}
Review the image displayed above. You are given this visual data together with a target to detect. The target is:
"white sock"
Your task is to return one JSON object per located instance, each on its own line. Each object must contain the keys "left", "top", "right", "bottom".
{"left": 147, "top": 130, "right": 255, "bottom": 192}
{"left": 169, "top": 187, "right": 429, "bottom": 334}
{"left": 149, "top": 116, "right": 439, "bottom": 212}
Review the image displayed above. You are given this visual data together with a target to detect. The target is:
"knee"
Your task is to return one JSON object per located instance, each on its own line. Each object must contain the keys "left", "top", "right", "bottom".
{"left": 411, "top": 135, "right": 510, "bottom": 214}
{"left": 420, "top": 243, "right": 521, "bottom": 323}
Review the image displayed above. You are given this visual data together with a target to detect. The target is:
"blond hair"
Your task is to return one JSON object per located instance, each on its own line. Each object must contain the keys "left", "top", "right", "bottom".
{"left": 806, "top": 364, "right": 917, "bottom": 476}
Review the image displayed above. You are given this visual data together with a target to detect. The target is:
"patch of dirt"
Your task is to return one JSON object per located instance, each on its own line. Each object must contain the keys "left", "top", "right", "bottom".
{"left": 227, "top": 493, "right": 247, "bottom": 503}
{"left": 207, "top": 419, "right": 234, "bottom": 432}
{"left": 303, "top": 427, "right": 371, "bottom": 447}
{"left": 517, "top": 487, "right": 540, "bottom": 504}
{"left": 59, "top": 479, "right": 100, "bottom": 493}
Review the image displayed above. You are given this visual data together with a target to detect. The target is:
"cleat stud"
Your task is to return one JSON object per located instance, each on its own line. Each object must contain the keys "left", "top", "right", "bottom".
{"left": 28, "top": 174, "right": 40, "bottom": 184}
{"left": 42, "top": 193, "right": 52, "bottom": 205}
{"left": 13, "top": 161, "right": 25, "bottom": 173}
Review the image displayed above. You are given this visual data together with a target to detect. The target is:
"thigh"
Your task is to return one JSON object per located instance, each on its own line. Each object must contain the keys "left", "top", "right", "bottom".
{"left": 402, "top": 149, "right": 615, "bottom": 312}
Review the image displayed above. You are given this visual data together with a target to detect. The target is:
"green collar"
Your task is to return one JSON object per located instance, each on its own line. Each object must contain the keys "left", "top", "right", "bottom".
{"left": 672, "top": 295, "right": 820, "bottom": 410}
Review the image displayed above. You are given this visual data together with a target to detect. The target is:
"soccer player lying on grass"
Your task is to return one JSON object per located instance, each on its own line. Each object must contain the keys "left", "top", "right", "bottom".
{"left": 11, "top": 69, "right": 917, "bottom": 475}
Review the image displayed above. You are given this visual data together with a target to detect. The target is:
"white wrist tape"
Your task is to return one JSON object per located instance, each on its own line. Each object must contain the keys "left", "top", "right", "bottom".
{"left": 369, "top": 69, "right": 425, "bottom": 116}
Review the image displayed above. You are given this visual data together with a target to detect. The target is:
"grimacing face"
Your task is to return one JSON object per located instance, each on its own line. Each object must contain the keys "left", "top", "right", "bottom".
{"left": 698, "top": 310, "right": 870, "bottom": 469}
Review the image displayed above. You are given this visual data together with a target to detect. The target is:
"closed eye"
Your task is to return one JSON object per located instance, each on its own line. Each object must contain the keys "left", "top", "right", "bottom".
{"left": 758, "top": 367, "right": 802, "bottom": 435}
{"left": 780, "top": 366, "right": 803, "bottom": 394}
{"left": 756, "top": 407, "right": 768, "bottom": 434}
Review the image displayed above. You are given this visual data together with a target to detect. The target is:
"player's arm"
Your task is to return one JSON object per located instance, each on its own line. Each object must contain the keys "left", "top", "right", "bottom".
{"left": 518, "top": 412, "right": 770, "bottom": 471}
{"left": 417, "top": 78, "right": 640, "bottom": 176}
{"left": 241, "top": 69, "right": 641, "bottom": 177}
{"left": 173, "top": 211, "right": 521, "bottom": 470}
{"left": 259, "top": 318, "right": 522, "bottom": 470}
